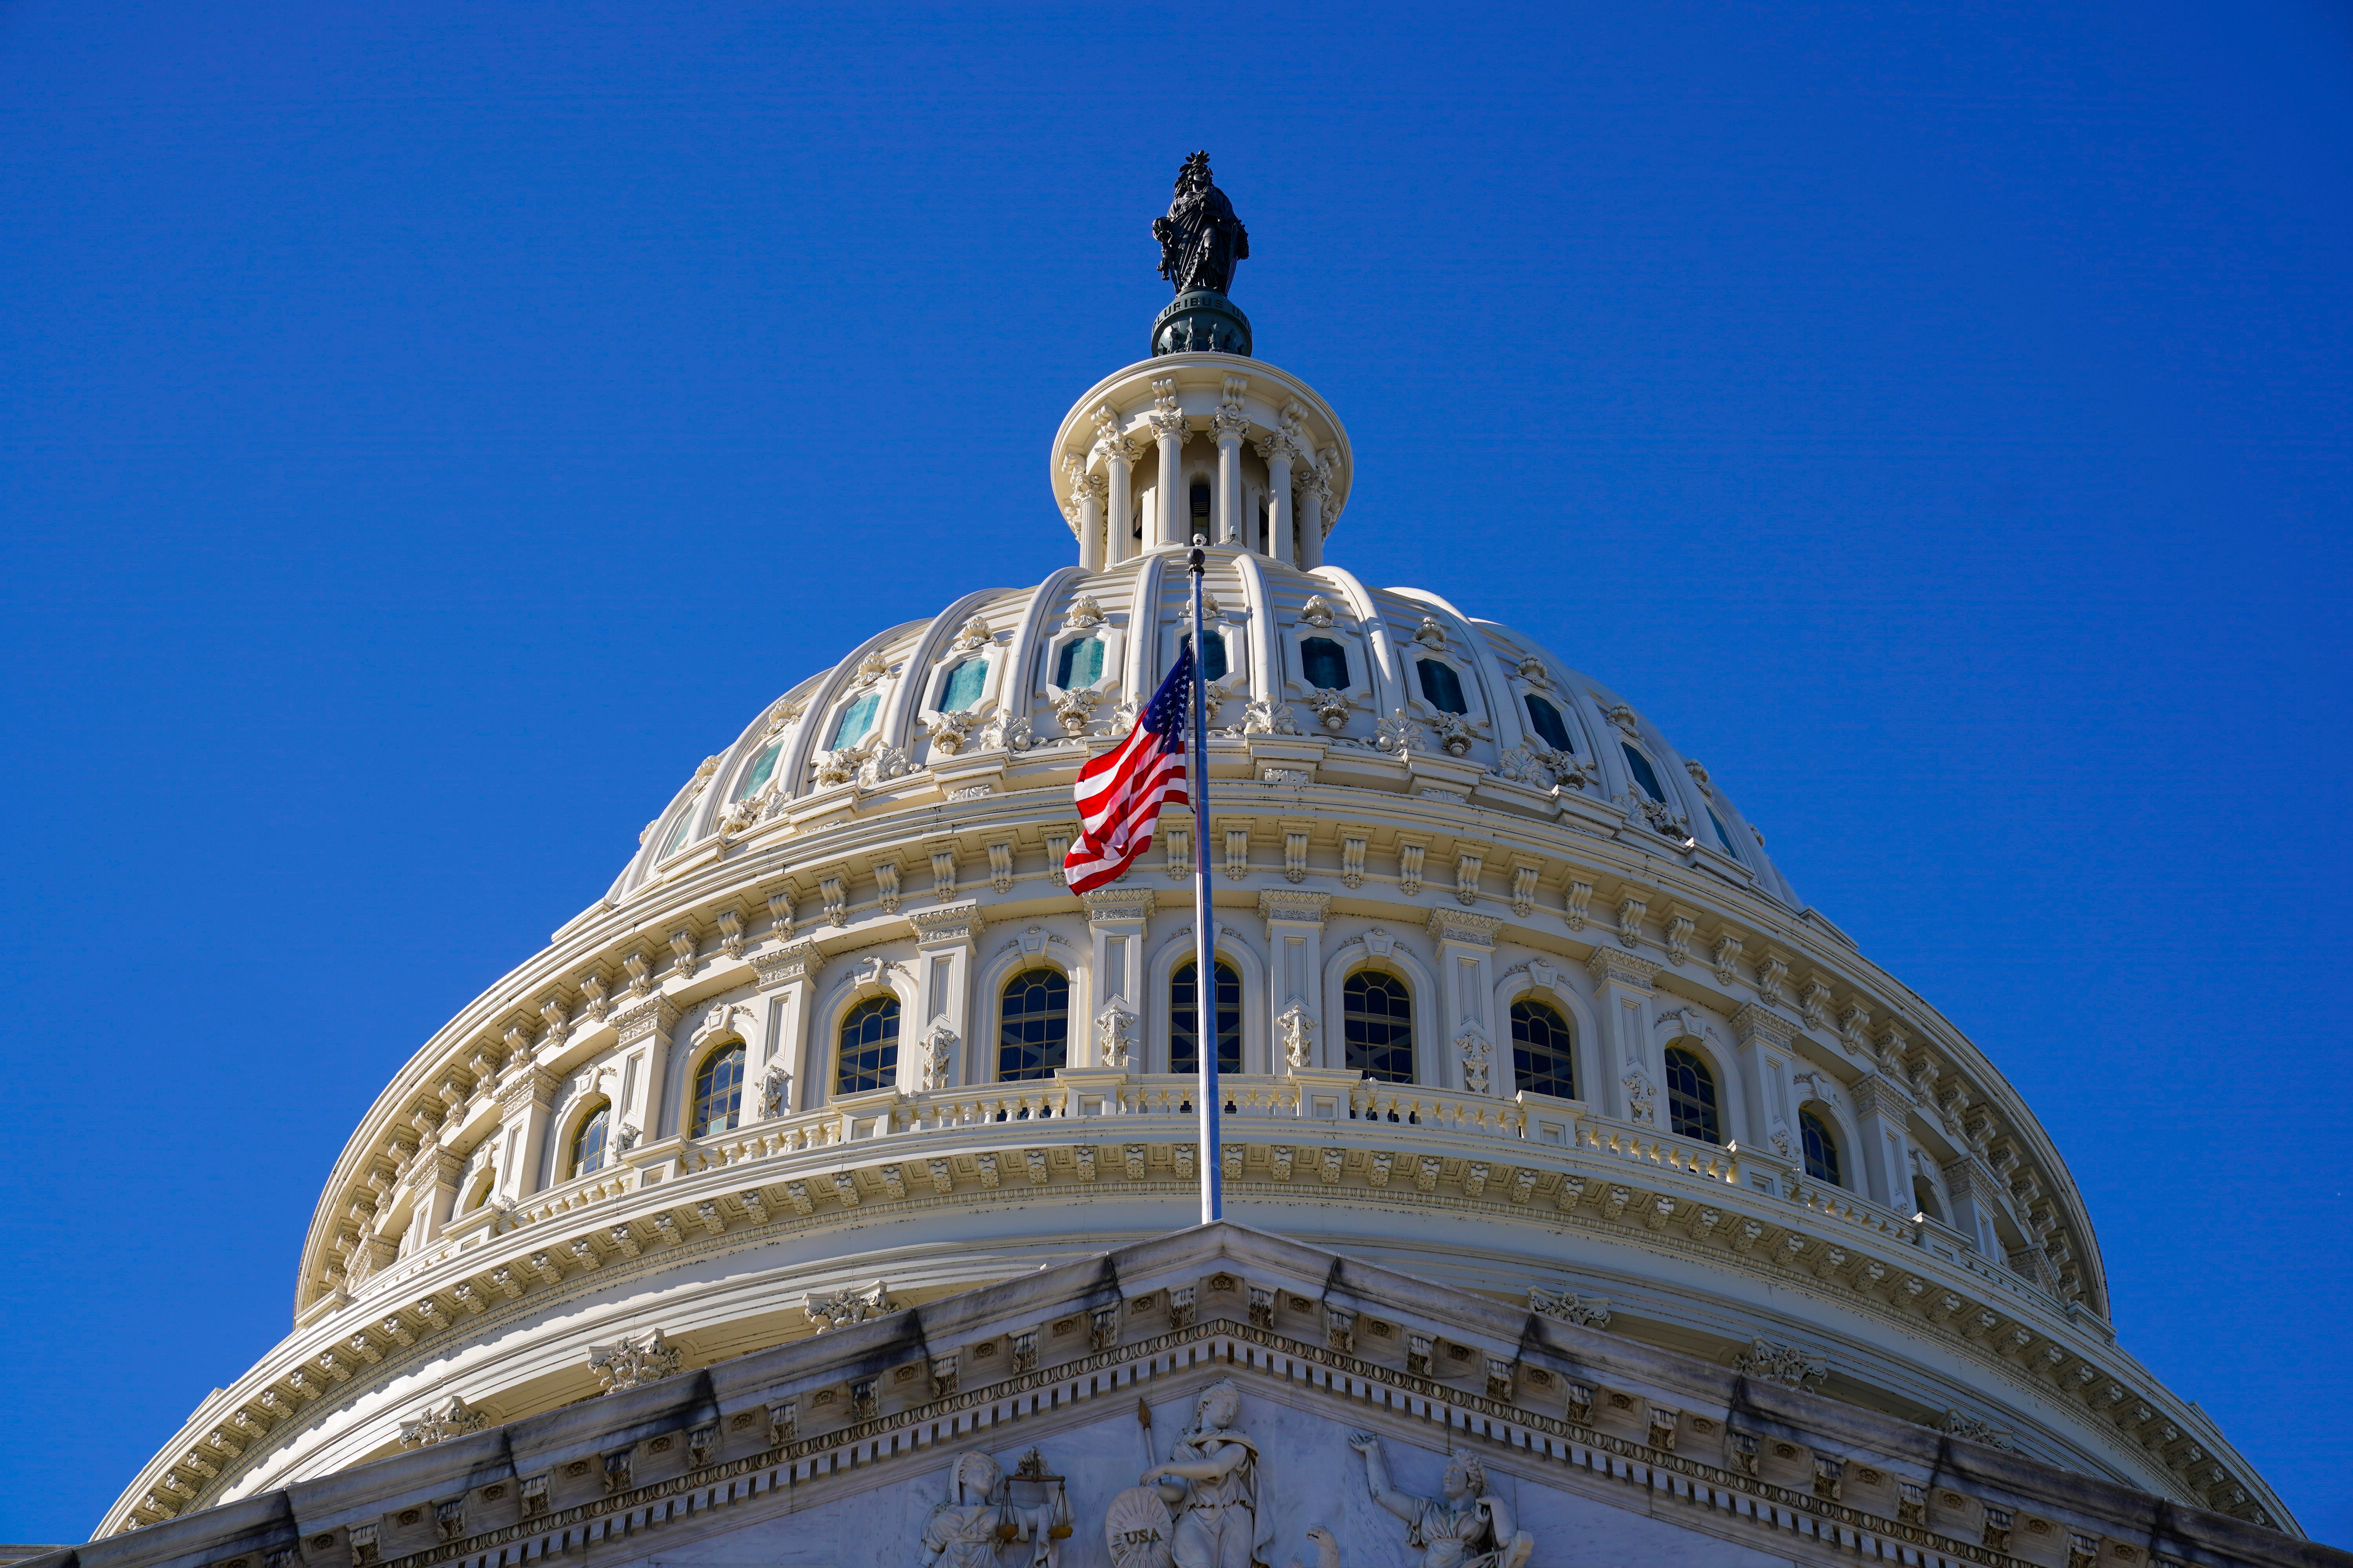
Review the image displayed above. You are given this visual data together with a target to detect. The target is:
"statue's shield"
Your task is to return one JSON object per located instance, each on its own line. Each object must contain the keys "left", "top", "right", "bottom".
{"left": 1104, "top": 1487, "right": 1176, "bottom": 1568}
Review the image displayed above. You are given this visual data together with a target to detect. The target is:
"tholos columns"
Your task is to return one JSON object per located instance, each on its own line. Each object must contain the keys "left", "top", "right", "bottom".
{"left": 1258, "top": 437, "right": 1295, "bottom": 565}
{"left": 1151, "top": 412, "right": 1189, "bottom": 548}
{"left": 1295, "top": 469, "right": 1326, "bottom": 571}
{"left": 1213, "top": 407, "right": 1249, "bottom": 547}
{"left": 1105, "top": 437, "right": 1138, "bottom": 565}
{"left": 1070, "top": 462, "right": 1105, "bottom": 571}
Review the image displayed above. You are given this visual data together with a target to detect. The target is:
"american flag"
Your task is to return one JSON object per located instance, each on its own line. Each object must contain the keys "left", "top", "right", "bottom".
{"left": 1064, "top": 644, "right": 1193, "bottom": 894}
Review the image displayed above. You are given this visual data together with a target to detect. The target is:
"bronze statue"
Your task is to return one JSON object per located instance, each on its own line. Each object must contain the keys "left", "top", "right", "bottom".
{"left": 1154, "top": 153, "right": 1249, "bottom": 297}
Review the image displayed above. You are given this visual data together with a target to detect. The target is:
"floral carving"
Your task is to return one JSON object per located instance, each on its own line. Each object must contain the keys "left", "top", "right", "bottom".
{"left": 1065, "top": 596, "right": 1105, "bottom": 630}
{"left": 1412, "top": 616, "right": 1448, "bottom": 650}
{"left": 1050, "top": 687, "right": 1100, "bottom": 737}
{"left": 1730, "top": 1337, "right": 1828, "bottom": 1388}
{"left": 1527, "top": 1286, "right": 1611, "bottom": 1328}
{"left": 924, "top": 709, "right": 979, "bottom": 755}
{"left": 1242, "top": 696, "right": 1300, "bottom": 735}
{"left": 1622, "top": 1063, "right": 1657, "bottom": 1125}
{"left": 587, "top": 1328, "right": 681, "bottom": 1393}
{"left": 1303, "top": 689, "right": 1350, "bottom": 732}
{"left": 950, "top": 615, "right": 992, "bottom": 652}
{"left": 1300, "top": 594, "right": 1336, "bottom": 628}
{"left": 1457, "top": 1028, "right": 1493, "bottom": 1095}
{"left": 1375, "top": 710, "right": 1424, "bottom": 756}
{"left": 804, "top": 1280, "right": 893, "bottom": 1330}
{"left": 398, "top": 1394, "right": 489, "bottom": 1448}
{"left": 1428, "top": 712, "right": 1474, "bottom": 757}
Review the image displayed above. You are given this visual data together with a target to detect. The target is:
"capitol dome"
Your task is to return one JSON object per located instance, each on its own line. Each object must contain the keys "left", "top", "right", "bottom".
{"left": 90, "top": 163, "right": 2305, "bottom": 1565}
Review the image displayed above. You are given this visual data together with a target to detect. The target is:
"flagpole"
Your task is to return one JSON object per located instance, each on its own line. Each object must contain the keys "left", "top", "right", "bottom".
{"left": 1189, "top": 534, "right": 1220, "bottom": 1225}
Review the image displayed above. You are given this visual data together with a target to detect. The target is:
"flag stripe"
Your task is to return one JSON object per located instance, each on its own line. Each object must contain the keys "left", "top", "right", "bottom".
{"left": 1064, "top": 646, "right": 1193, "bottom": 895}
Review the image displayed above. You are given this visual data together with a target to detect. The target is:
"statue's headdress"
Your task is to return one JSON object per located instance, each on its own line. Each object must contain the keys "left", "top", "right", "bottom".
{"left": 1449, "top": 1447, "right": 1487, "bottom": 1496}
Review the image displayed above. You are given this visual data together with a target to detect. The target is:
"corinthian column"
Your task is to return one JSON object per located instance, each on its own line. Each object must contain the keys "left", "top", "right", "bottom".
{"left": 1150, "top": 413, "right": 1190, "bottom": 549}
{"left": 1296, "top": 470, "right": 1327, "bottom": 571}
{"left": 1069, "top": 461, "right": 1106, "bottom": 572}
{"left": 1213, "top": 408, "right": 1250, "bottom": 547}
{"left": 1256, "top": 436, "right": 1294, "bottom": 563}
{"left": 1104, "top": 436, "right": 1139, "bottom": 565}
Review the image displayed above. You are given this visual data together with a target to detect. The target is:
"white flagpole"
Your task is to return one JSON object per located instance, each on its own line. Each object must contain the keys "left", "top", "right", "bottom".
{"left": 1188, "top": 534, "right": 1220, "bottom": 1224}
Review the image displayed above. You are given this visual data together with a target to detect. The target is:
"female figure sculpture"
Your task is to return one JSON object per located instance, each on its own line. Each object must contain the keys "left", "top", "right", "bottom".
{"left": 1153, "top": 153, "right": 1249, "bottom": 297}
{"left": 921, "top": 1451, "right": 1055, "bottom": 1568}
{"left": 1140, "top": 1381, "right": 1273, "bottom": 1568}
{"left": 1346, "top": 1435, "right": 1534, "bottom": 1568}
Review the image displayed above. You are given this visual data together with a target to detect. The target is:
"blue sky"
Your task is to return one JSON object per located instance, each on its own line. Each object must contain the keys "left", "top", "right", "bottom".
{"left": 2, "top": 0, "right": 2348, "bottom": 1545}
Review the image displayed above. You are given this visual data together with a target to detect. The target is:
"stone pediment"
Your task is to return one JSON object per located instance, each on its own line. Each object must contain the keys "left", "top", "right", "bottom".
{"left": 45, "top": 1226, "right": 2335, "bottom": 1568}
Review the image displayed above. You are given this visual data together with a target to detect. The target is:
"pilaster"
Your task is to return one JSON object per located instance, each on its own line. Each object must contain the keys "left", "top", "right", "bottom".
{"left": 909, "top": 902, "right": 985, "bottom": 1087}
{"left": 1258, "top": 889, "right": 1331, "bottom": 1070}
{"left": 1730, "top": 1002, "right": 1798, "bottom": 1165}
{"left": 611, "top": 995, "right": 681, "bottom": 1149}
{"left": 1082, "top": 887, "right": 1155, "bottom": 1067}
{"left": 493, "top": 1067, "right": 559, "bottom": 1200}
{"left": 1585, "top": 947, "right": 1661, "bottom": 1124}
{"left": 1426, "top": 907, "right": 1503, "bottom": 1093}
{"left": 750, "top": 939, "right": 826, "bottom": 1114}
{"left": 1848, "top": 1072, "right": 1916, "bottom": 1214}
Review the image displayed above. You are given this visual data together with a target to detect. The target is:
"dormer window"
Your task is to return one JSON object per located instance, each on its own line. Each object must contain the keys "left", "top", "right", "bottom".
{"left": 1179, "top": 631, "right": 1229, "bottom": 681}
{"left": 831, "top": 692, "right": 880, "bottom": 749}
{"left": 939, "top": 658, "right": 988, "bottom": 713}
{"left": 1301, "top": 637, "right": 1349, "bottom": 690}
{"left": 1416, "top": 658, "right": 1467, "bottom": 714}
{"left": 1524, "top": 694, "right": 1574, "bottom": 752}
{"left": 1622, "top": 743, "right": 1666, "bottom": 802}
{"left": 733, "top": 740, "right": 782, "bottom": 799}
{"left": 1055, "top": 637, "right": 1105, "bottom": 688}
{"left": 1706, "top": 808, "right": 1740, "bottom": 857}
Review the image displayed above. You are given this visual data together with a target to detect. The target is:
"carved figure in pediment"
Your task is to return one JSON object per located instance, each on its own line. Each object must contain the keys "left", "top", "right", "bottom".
{"left": 1142, "top": 1381, "right": 1272, "bottom": 1568}
{"left": 1347, "top": 1435, "right": 1533, "bottom": 1568}
{"left": 920, "top": 1451, "right": 1014, "bottom": 1568}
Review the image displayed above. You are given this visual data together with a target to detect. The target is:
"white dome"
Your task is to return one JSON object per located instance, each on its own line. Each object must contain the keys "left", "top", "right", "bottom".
{"left": 99, "top": 347, "right": 2288, "bottom": 1541}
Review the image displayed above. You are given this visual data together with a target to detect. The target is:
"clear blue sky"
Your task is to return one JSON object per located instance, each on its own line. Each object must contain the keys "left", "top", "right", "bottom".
{"left": 2, "top": 0, "right": 2347, "bottom": 1546}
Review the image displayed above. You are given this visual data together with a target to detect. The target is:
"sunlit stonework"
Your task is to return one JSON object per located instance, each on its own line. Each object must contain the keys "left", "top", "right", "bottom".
{"left": 75, "top": 161, "right": 2322, "bottom": 1568}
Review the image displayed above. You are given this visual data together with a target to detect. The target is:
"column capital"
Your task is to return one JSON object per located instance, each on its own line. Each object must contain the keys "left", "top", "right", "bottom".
{"left": 1585, "top": 947, "right": 1661, "bottom": 992}
{"left": 1730, "top": 1002, "right": 1795, "bottom": 1050}
{"left": 751, "top": 938, "right": 825, "bottom": 989}
{"left": 1082, "top": 887, "right": 1157, "bottom": 926}
{"left": 1211, "top": 408, "right": 1250, "bottom": 443}
{"left": 1257, "top": 888, "right": 1331, "bottom": 928}
{"left": 498, "top": 1067, "right": 560, "bottom": 1115}
{"left": 1424, "top": 906, "right": 1503, "bottom": 948}
{"left": 1147, "top": 411, "right": 1190, "bottom": 443}
{"left": 1849, "top": 1072, "right": 1913, "bottom": 1124}
{"left": 613, "top": 996, "right": 680, "bottom": 1047}
{"left": 909, "top": 901, "right": 986, "bottom": 948}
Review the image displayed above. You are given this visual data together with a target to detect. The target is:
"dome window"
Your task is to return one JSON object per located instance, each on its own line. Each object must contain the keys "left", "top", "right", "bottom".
{"left": 939, "top": 658, "right": 989, "bottom": 714}
{"left": 1178, "top": 631, "right": 1229, "bottom": 682}
{"left": 659, "top": 811, "right": 697, "bottom": 859}
{"left": 1171, "top": 960, "right": 1242, "bottom": 1075}
{"left": 1622, "top": 743, "right": 1667, "bottom": 803}
{"left": 1524, "top": 695, "right": 1574, "bottom": 752}
{"left": 1509, "top": 1000, "right": 1576, "bottom": 1100}
{"left": 836, "top": 997, "right": 900, "bottom": 1096}
{"left": 733, "top": 740, "right": 782, "bottom": 800}
{"left": 1913, "top": 1174, "right": 1946, "bottom": 1223}
{"left": 568, "top": 1103, "right": 610, "bottom": 1180}
{"left": 1800, "top": 1108, "right": 1842, "bottom": 1186}
{"left": 691, "top": 1045, "right": 745, "bottom": 1138}
{"left": 1663, "top": 1046, "right": 1722, "bottom": 1144}
{"left": 1055, "top": 636, "right": 1105, "bottom": 689}
{"left": 1706, "top": 808, "right": 1740, "bottom": 858}
{"left": 1189, "top": 481, "right": 1212, "bottom": 542}
{"left": 1415, "top": 658, "right": 1467, "bottom": 715}
{"left": 998, "top": 968, "right": 1070, "bottom": 1083}
{"left": 1344, "top": 970, "right": 1415, "bottom": 1084}
{"left": 831, "top": 692, "right": 880, "bottom": 749}
{"left": 1300, "top": 637, "right": 1349, "bottom": 690}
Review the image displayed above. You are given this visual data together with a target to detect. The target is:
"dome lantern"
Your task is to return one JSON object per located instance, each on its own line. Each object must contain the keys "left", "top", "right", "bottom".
{"left": 1054, "top": 156, "right": 1350, "bottom": 571}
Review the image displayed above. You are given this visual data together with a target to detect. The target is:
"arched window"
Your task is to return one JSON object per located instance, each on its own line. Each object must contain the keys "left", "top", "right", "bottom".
{"left": 1179, "top": 631, "right": 1229, "bottom": 682}
{"left": 1524, "top": 695, "right": 1575, "bottom": 752}
{"left": 1171, "top": 960, "right": 1242, "bottom": 1075}
{"left": 1509, "top": 1000, "right": 1576, "bottom": 1100}
{"left": 733, "top": 740, "right": 783, "bottom": 800}
{"left": 1189, "top": 481, "right": 1212, "bottom": 542}
{"left": 831, "top": 692, "right": 880, "bottom": 749}
{"left": 1344, "top": 971, "right": 1415, "bottom": 1083}
{"left": 836, "top": 997, "right": 900, "bottom": 1095}
{"left": 1800, "top": 1108, "right": 1842, "bottom": 1186}
{"left": 1622, "top": 743, "right": 1666, "bottom": 803}
{"left": 939, "top": 658, "right": 989, "bottom": 713}
{"left": 1416, "top": 659, "right": 1467, "bottom": 714}
{"left": 691, "top": 1045, "right": 745, "bottom": 1138}
{"left": 1663, "top": 1046, "right": 1722, "bottom": 1144}
{"left": 1913, "top": 1174, "right": 1946, "bottom": 1223}
{"left": 998, "top": 969, "right": 1070, "bottom": 1081}
{"left": 1055, "top": 637, "right": 1105, "bottom": 689}
{"left": 462, "top": 1166, "right": 497, "bottom": 1213}
{"left": 569, "top": 1101, "right": 611, "bottom": 1179}
{"left": 1300, "top": 637, "right": 1349, "bottom": 690}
